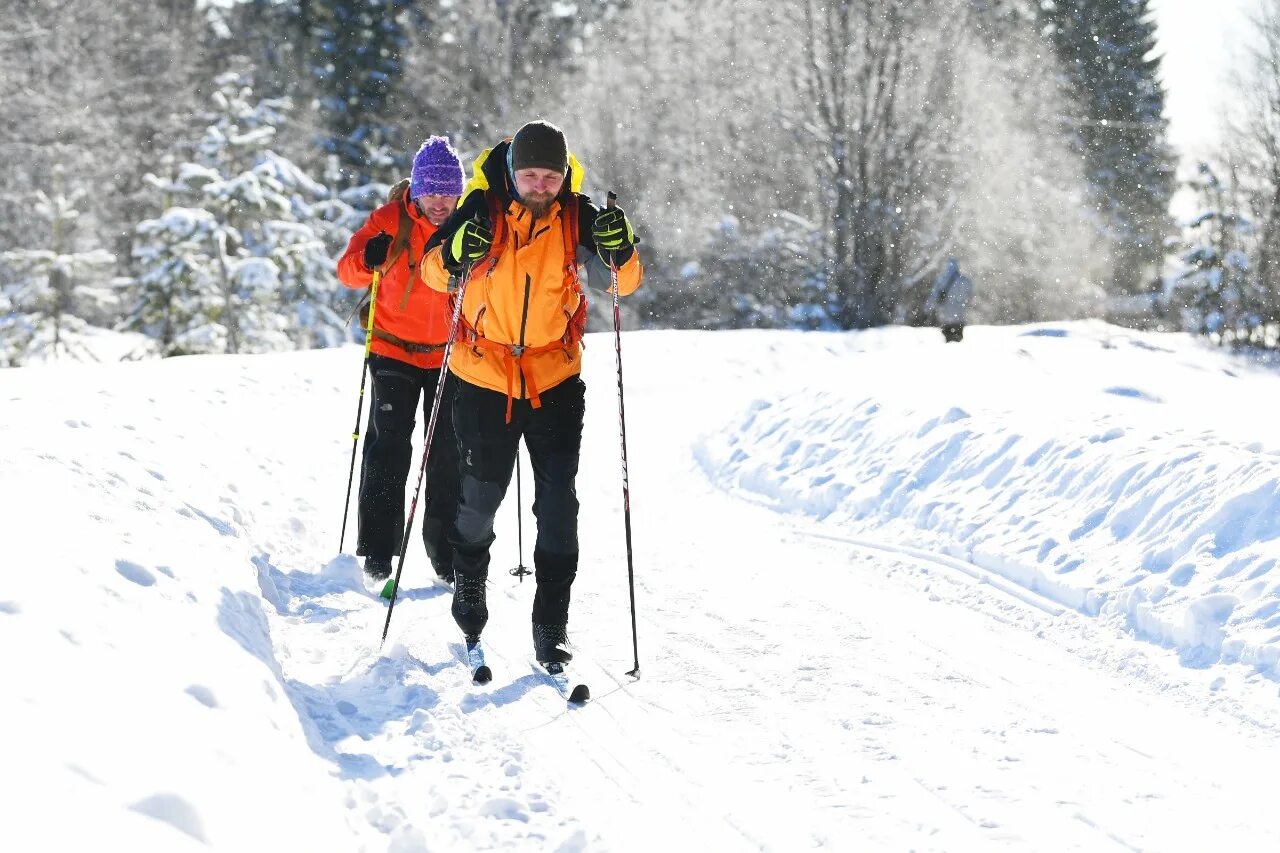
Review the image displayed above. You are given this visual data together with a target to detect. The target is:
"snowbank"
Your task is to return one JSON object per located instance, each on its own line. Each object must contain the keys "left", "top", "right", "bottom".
{"left": 699, "top": 321, "right": 1280, "bottom": 674}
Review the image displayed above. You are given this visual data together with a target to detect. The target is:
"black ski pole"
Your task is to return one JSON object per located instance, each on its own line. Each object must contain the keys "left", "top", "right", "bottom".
{"left": 606, "top": 191, "right": 641, "bottom": 679}
{"left": 510, "top": 446, "right": 531, "bottom": 581}
{"left": 340, "top": 260, "right": 384, "bottom": 552}
{"left": 380, "top": 259, "right": 475, "bottom": 647}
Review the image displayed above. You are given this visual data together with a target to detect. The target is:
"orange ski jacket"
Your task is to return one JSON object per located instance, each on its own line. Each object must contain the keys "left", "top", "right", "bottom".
{"left": 420, "top": 141, "right": 642, "bottom": 418}
{"left": 337, "top": 187, "right": 453, "bottom": 369}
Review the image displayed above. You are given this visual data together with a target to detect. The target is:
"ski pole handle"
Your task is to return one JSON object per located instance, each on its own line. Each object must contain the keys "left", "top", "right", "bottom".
{"left": 606, "top": 192, "right": 618, "bottom": 270}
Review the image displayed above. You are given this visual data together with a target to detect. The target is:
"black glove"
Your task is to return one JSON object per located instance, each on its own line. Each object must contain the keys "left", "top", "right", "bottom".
{"left": 363, "top": 231, "right": 392, "bottom": 270}
{"left": 445, "top": 216, "right": 493, "bottom": 273}
{"left": 592, "top": 206, "right": 636, "bottom": 265}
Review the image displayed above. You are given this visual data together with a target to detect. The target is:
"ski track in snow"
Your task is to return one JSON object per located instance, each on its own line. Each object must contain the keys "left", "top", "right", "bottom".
{"left": 4, "top": 324, "right": 1280, "bottom": 850}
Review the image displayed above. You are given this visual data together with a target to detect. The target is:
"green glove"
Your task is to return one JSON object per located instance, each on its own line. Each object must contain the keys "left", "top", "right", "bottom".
{"left": 592, "top": 207, "right": 636, "bottom": 265}
{"left": 446, "top": 217, "right": 493, "bottom": 272}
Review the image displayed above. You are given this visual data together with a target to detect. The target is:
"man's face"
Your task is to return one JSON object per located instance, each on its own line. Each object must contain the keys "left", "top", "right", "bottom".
{"left": 514, "top": 168, "right": 566, "bottom": 216}
{"left": 415, "top": 194, "right": 458, "bottom": 226}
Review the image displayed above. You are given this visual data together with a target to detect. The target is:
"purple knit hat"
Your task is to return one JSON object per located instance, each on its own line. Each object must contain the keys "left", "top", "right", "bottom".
{"left": 409, "top": 136, "right": 464, "bottom": 199}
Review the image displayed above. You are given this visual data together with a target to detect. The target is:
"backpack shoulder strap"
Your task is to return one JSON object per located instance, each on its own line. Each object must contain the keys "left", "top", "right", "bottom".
{"left": 481, "top": 189, "right": 507, "bottom": 266}
{"left": 384, "top": 187, "right": 414, "bottom": 270}
{"left": 561, "top": 195, "right": 587, "bottom": 345}
{"left": 562, "top": 194, "right": 582, "bottom": 293}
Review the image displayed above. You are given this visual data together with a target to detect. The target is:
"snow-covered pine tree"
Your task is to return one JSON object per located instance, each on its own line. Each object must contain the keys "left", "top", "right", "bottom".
{"left": 253, "top": 151, "right": 350, "bottom": 349}
{"left": 0, "top": 167, "right": 116, "bottom": 366}
{"left": 128, "top": 201, "right": 224, "bottom": 356}
{"left": 1169, "top": 163, "right": 1253, "bottom": 342}
{"left": 1039, "top": 0, "right": 1175, "bottom": 296}
{"left": 124, "top": 72, "right": 347, "bottom": 355}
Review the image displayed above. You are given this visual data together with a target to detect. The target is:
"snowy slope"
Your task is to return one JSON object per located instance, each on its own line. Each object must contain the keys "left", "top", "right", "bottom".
{"left": 4, "top": 322, "right": 1280, "bottom": 851}
{"left": 698, "top": 322, "right": 1280, "bottom": 672}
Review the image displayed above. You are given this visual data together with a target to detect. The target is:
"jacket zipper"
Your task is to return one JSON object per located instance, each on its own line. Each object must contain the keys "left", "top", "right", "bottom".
{"left": 512, "top": 207, "right": 550, "bottom": 399}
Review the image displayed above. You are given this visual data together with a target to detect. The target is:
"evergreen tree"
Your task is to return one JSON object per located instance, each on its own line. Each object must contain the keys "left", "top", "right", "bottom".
{"left": 128, "top": 205, "right": 224, "bottom": 356}
{"left": 1040, "top": 0, "right": 1175, "bottom": 295}
{"left": 124, "top": 72, "right": 347, "bottom": 356}
{"left": 310, "top": 0, "right": 419, "bottom": 185}
{"left": 1169, "top": 163, "right": 1253, "bottom": 341}
{"left": 0, "top": 167, "right": 116, "bottom": 366}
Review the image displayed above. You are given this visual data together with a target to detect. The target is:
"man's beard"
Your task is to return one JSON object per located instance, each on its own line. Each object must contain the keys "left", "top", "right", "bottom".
{"left": 523, "top": 192, "right": 556, "bottom": 218}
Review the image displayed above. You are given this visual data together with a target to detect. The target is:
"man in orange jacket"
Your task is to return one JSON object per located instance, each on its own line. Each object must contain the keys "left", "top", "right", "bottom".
{"left": 420, "top": 120, "right": 642, "bottom": 663}
{"left": 337, "top": 136, "right": 465, "bottom": 588}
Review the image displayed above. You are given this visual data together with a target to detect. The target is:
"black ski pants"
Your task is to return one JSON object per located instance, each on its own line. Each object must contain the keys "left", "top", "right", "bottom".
{"left": 357, "top": 353, "right": 461, "bottom": 577}
{"left": 450, "top": 375, "right": 585, "bottom": 627}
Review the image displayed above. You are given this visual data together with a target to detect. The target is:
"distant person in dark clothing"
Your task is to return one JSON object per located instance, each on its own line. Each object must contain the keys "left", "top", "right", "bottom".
{"left": 927, "top": 258, "right": 973, "bottom": 343}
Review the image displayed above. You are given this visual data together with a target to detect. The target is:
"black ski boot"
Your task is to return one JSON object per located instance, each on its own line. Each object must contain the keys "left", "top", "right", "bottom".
{"left": 533, "top": 623, "right": 572, "bottom": 665}
{"left": 363, "top": 556, "right": 392, "bottom": 582}
{"left": 451, "top": 571, "right": 488, "bottom": 640}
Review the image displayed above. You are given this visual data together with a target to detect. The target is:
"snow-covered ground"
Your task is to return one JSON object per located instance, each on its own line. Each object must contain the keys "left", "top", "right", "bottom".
{"left": 4, "top": 321, "right": 1280, "bottom": 851}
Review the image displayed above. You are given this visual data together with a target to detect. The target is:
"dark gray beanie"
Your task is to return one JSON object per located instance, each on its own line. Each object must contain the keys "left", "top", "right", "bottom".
{"left": 511, "top": 120, "right": 568, "bottom": 173}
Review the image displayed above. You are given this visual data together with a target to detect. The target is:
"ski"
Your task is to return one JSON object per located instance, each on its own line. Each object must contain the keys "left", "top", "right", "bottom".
{"left": 535, "top": 660, "right": 590, "bottom": 704}
{"left": 379, "top": 578, "right": 395, "bottom": 600}
{"left": 467, "top": 639, "right": 493, "bottom": 684}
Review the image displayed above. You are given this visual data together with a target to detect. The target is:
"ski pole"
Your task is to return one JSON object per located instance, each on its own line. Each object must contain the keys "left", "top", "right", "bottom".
{"left": 339, "top": 259, "right": 384, "bottom": 552}
{"left": 606, "top": 191, "right": 641, "bottom": 679}
{"left": 381, "top": 258, "right": 475, "bottom": 647}
{"left": 510, "top": 446, "right": 531, "bottom": 581}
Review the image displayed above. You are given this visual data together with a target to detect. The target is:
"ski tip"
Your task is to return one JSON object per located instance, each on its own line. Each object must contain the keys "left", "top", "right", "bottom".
{"left": 473, "top": 665, "right": 493, "bottom": 685}
{"left": 379, "top": 579, "right": 396, "bottom": 600}
{"left": 569, "top": 684, "right": 591, "bottom": 704}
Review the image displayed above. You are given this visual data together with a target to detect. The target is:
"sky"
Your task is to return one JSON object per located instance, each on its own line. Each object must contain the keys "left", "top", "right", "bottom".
{"left": 5, "top": 322, "right": 1280, "bottom": 850}
{"left": 1151, "top": 0, "right": 1263, "bottom": 191}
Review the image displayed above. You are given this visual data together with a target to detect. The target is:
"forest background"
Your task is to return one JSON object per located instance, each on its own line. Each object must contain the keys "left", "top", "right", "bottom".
{"left": 4, "top": 0, "right": 1280, "bottom": 364}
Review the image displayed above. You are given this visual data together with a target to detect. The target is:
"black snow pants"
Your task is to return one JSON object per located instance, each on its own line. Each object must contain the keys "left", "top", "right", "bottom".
{"left": 356, "top": 353, "right": 461, "bottom": 578}
{"left": 450, "top": 375, "right": 585, "bottom": 629}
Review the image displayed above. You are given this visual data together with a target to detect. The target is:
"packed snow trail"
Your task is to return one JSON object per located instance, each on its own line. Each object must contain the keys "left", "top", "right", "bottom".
{"left": 4, "top": 324, "right": 1280, "bottom": 850}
